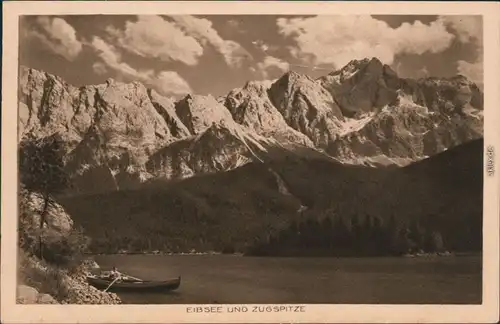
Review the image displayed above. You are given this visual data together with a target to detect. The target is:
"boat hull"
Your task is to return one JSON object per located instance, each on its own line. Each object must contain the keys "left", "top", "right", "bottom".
{"left": 87, "top": 276, "right": 181, "bottom": 293}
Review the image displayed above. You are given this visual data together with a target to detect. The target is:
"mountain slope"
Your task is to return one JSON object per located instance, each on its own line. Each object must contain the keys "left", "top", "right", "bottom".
{"left": 59, "top": 162, "right": 304, "bottom": 253}
{"left": 326, "top": 92, "right": 482, "bottom": 166}
{"left": 317, "top": 60, "right": 483, "bottom": 165}
{"left": 19, "top": 67, "right": 190, "bottom": 194}
{"left": 58, "top": 138, "right": 483, "bottom": 254}
{"left": 145, "top": 122, "right": 275, "bottom": 180}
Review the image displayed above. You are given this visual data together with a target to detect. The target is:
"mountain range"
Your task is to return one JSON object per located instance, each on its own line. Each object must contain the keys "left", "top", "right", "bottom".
{"left": 19, "top": 57, "right": 483, "bottom": 196}
{"left": 18, "top": 57, "right": 484, "bottom": 255}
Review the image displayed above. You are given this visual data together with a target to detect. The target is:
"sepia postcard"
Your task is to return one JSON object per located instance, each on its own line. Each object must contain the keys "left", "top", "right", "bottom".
{"left": 1, "top": 1, "right": 499, "bottom": 323}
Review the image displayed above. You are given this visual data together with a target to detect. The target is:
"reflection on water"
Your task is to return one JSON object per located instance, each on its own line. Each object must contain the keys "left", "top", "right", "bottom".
{"left": 94, "top": 254, "right": 482, "bottom": 304}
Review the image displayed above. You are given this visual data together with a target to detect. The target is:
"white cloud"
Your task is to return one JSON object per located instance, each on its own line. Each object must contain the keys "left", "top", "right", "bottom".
{"left": 394, "top": 20, "right": 456, "bottom": 55}
{"left": 256, "top": 56, "right": 290, "bottom": 78}
{"left": 105, "top": 15, "right": 251, "bottom": 68}
{"left": 107, "top": 15, "right": 203, "bottom": 66}
{"left": 437, "top": 15, "right": 483, "bottom": 86}
{"left": 438, "top": 15, "right": 482, "bottom": 43}
{"left": 219, "top": 40, "right": 252, "bottom": 68}
{"left": 91, "top": 36, "right": 153, "bottom": 80}
{"left": 154, "top": 71, "right": 192, "bottom": 95}
{"left": 29, "top": 17, "right": 83, "bottom": 61}
{"left": 91, "top": 37, "right": 191, "bottom": 96}
{"left": 92, "top": 62, "right": 108, "bottom": 75}
{"left": 416, "top": 66, "right": 429, "bottom": 78}
{"left": 457, "top": 60, "right": 483, "bottom": 86}
{"left": 276, "top": 15, "right": 455, "bottom": 68}
{"left": 169, "top": 15, "right": 252, "bottom": 68}
{"left": 437, "top": 16, "right": 483, "bottom": 86}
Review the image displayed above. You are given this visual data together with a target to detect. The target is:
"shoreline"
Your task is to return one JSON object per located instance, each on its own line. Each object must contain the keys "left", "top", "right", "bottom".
{"left": 85, "top": 251, "right": 227, "bottom": 257}
{"left": 84, "top": 251, "right": 481, "bottom": 258}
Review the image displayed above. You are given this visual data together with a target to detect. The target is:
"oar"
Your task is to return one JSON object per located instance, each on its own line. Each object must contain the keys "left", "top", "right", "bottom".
{"left": 103, "top": 276, "right": 121, "bottom": 292}
{"left": 116, "top": 271, "right": 143, "bottom": 282}
{"left": 124, "top": 274, "right": 143, "bottom": 282}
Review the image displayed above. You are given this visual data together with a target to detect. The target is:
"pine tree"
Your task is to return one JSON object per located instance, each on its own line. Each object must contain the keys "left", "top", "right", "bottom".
{"left": 320, "top": 216, "right": 333, "bottom": 250}
{"left": 19, "top": 135, "right": 71, "bottom": 260}
{"left": 394, "top": 227, "right": 412, "bottom": 255}
{"left": 424, "top": 230, "right": 445, "bottom": 252}
{"left": 351, "top": 215, "right": 362, "bottom": 253}
{"left": 386, "top": 214, "right": 400, "bottom": 254}
{"left": 408, "top": 219, "right": 426, "bottom": 252}
{"left": 360, "top": 214, "right": 374, "bottom": 255}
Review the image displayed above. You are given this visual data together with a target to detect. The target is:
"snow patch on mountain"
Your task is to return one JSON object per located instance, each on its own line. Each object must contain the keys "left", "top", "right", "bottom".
{"left": 337, "top": 113, "right": 376, "bottom": 137}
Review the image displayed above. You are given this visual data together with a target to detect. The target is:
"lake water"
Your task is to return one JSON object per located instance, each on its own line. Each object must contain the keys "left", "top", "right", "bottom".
{"left": 94, "top": 254, "right": 481, "bottom": 304}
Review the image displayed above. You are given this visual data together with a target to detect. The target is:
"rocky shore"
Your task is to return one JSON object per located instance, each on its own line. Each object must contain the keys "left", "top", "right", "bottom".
{"left": 17, "top": 251, "right": 121, "bottom": 305}
{"left": 17, "top": 285, "right": 58, "bottom": 304}
{"left": 403, "top": 251, "right": 454, "bottom": 258}
{"left": 17, "top": 187, "right": 122, "bottom": 305}
{"left": 89, "top": 249, "right": 223, "bottom": 256}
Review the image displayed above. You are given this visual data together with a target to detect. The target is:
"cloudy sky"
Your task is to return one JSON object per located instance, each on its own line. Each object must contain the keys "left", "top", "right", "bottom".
{"left": 19, "top": 14, "right": 483, "bottom": 98}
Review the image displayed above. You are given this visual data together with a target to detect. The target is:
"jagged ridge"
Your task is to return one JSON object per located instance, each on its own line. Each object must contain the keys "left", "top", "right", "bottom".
{"left": 18, "top": 57, "right": 483, "bottom": 194}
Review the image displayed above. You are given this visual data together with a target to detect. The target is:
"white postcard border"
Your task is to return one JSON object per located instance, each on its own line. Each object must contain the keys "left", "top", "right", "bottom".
{"left": 2, "top": 1, "right": 499, "bottom": 323}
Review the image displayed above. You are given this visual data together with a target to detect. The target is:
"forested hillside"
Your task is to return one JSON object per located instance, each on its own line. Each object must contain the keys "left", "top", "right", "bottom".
{"left": 59, "top": 139, "right": 483, "bottom": 255}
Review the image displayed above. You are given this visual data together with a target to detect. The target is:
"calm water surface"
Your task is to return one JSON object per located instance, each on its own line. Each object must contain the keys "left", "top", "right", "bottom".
{"left": 94, "top": 254, "right": 481, "bottom": 304}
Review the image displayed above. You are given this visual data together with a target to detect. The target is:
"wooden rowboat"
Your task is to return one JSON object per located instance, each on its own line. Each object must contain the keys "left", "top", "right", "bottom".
{"left": 87, "top": 275, "right": 181, "bottom": 292}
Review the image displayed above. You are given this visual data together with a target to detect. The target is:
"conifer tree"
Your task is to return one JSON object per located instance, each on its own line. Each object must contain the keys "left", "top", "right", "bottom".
{"left": 19, "top": 135, "right": 71, "bottom": 259}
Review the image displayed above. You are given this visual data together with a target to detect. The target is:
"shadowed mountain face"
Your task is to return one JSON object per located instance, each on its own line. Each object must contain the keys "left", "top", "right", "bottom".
{"left": 19, "top": 57, "right": 482, "bottom": 195}
{"left": 58, "top": 138, "right": 483, "bottom": 254}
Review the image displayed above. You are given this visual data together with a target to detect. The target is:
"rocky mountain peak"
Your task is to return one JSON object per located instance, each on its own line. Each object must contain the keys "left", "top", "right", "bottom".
{"left": 19, "top": 66, "right": 80, "bottom": 145}
{"left": 268, "top": 68, "right": 345, "bottom": 147}
{"left": 241, "top": 80, "right": 273, "bottom": 95}
{"left": 320, "top": 58, "right": 401, "bottom": 117}
{"left": 174, "top": 94, "right": 236, "bottom": 135}
{"left": 334, "top": 57, "right": 384, "bottom": 79}
{"left": 147, "top": 89, "right": 191, "bottom": 139}
{"left": 351, "top": 57, "right": 382, "bottom": 70}
{"left": 364, "top": 57, "right": 384, "bottom": 70}
{"left": 19, "top": 60, "right": 483, "bottom": 195}
{"left": 275, "top": 70, "right": 314, "bottom": 90}
{"left": 223, "top": 80, "right": 315, "bottom": 147}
